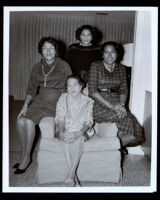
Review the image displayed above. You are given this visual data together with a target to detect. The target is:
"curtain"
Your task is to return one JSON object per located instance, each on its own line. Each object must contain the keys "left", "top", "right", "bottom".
{"left": 9, "top": 11, "right": 135, "bottom": 100}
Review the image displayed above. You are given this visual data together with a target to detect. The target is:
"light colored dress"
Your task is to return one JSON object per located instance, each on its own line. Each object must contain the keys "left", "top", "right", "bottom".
{"left": 55, "top": 93, "right": 94, "bottom": 134}
{"left": 55, "top": 93, "right": 94, "bottom": 183}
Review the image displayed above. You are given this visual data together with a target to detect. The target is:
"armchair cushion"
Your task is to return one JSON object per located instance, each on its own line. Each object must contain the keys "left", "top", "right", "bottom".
{"left": 39, "top": 134, "right": 120, "bottom": 153}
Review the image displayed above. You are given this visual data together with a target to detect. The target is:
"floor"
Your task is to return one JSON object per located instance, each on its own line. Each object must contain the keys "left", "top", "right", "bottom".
{"left": 9, "top": 151, "right": 151, "bottom": 187}
{"left": 8, "top": 98, "right": 151, "bottom": 187}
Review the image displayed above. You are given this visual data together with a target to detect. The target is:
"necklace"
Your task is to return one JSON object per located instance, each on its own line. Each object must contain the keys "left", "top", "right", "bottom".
{"left": 103, "top": 62, "right": 115, "bottom": 72}
{"left": 41, "top": 64, "right": 55, "bottom": 87}
{"left": 66, "top": 94, "right": 82, "bottom": 117}
{"left": 71, "top": 98, "right": 82, "bottom": 110}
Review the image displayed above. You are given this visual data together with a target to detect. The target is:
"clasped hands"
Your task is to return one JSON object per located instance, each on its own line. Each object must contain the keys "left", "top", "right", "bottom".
{"left": 112, "top": 103, "right": 127, "bottom": 118}
{"left": 59, "top": 130, "right": 84, "bottom": 144}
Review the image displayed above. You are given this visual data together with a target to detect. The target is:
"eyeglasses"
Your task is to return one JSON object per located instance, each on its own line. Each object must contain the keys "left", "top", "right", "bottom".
{"left": 42, "top": 47, "right": 56, "bottom": 52}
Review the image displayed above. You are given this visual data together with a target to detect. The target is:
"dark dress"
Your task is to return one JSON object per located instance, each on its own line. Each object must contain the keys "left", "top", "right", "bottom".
{"left": 88, "top": 60, "right": 144, "bottom": 147}
{"left": 25, "top": 57, "right": 72, "bottom": 124}
{"left": 66, "top": 43, "right": 100, "bottom": 82}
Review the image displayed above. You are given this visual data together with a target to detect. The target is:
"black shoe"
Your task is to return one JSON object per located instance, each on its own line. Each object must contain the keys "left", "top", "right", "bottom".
{"left": 120, "top": 146, "right": 128, "bottom": 154}
{"left": 14, "top": 159, "right": 32, "bottom": 174}
{"left": 12, "top": 163, "right": 19, "bottom": 169}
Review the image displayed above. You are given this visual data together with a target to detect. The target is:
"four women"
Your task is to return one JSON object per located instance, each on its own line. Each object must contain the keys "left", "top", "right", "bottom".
{"left": 14, "top": 25, "right": 144, "bottom": 185}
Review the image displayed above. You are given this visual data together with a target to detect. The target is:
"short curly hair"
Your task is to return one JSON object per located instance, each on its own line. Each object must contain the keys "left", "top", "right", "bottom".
{"left": 75, "top": 25, "right": 97, "bottom": 42}
{"left": 38, "top": 37, "right": 58, "bottom": 55}
{"left": 101, "top": 41, "right": 124, "bottom": 62}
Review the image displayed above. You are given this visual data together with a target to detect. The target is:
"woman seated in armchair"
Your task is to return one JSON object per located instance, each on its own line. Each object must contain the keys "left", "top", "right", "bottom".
{"left": 55, "top": 75, "right": 94, "bottom": 187}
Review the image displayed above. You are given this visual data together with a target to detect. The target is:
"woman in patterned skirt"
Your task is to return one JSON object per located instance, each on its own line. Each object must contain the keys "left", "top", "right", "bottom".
{"left": 13, "top": 37, "right": 72, "bottom": 174}
{"left": 88, "top": 41, "right": 144, "bottom": 154}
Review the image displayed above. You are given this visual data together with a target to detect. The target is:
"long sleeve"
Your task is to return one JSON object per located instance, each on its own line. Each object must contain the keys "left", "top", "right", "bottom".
{"left": 84, "top": 98, "right": 94, "bottom": 128}
{"left": 55, "top": 93, "right": 66, "bottom": 123}
{"left": 63, "top": 61, "right": 72, "bottom": 93}
{"left": 64, "top": 61, "right": 72, "bottom": 77}
{"left": 119, "top": 65, "right": 128, "bottom": 95}
{"left": 65, "top": 45, "right": 74, "bottom": 64}
{"left": 26, "top": 64, "right": 39, "bottom": 97}
{"left": 88, "top": 62, "right": 98, "bottom": 96}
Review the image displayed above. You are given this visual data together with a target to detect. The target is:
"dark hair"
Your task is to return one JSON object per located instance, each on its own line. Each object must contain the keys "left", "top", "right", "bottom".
{"left": 67, "top": 75, "right": 85, "bottom": 91}
{"left": 75, "top": 25, "right": 97, "bottom": 42}
{"left": 38, "top": 37, "right": 58, "bottom": 55}
{"left": 101, "top": 41, "right": 124, "bottom": 62}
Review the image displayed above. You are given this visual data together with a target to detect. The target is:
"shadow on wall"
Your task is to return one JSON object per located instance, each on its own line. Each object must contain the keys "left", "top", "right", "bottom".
{"left": 93, "top": 27, "right": 103, "bottom": 45}
{"left": 57, "top": 40, "right": 67, "bottom": 59}
{"left": 142, "top": 116, "right": 152, "bottom": 160}
{"left": 141, "top": 91, "right": 152, "bottom": 160}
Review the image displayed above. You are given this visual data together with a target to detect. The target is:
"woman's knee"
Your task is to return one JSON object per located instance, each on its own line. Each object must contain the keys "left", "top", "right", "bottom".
{"left": 16, "top": 117, "right": 26, "bottom": 127}
{"left": 25, "top": 118, "right": 35, "bottom": 127}
{"left": 17, "top": 117, "right": 35, "bottom": 127}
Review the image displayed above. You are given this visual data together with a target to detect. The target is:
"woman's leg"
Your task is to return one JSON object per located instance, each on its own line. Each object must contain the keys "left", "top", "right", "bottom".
{"left": 61, "top": 142, "right": 72, "bottom": 170}
{"left": 16, "top": 117, "right": 36, "bottom": 169}
{"left": 66, "top": 137, "right": 84, "bottom": 180}
{"left": 61, "top": 137, "right": 84, "bottom": 185}
{"left": 16, "top": 118, "right": 27, "bottom": 159}
{"left": 115, "top": 111, "right": 144, "bottom": 147}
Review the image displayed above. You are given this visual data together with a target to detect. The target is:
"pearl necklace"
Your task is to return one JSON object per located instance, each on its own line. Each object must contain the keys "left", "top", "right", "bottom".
{"left": 66, "top": 94, "right": 82, "bottom": 117}
{"left": 103, "top": 62, "right": 115, "bottom": 72}
{"left": 41, "top": 64, "right": 55, "bottom": 87}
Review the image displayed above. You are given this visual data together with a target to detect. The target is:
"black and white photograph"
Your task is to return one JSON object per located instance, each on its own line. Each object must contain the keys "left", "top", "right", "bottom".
{"left": 3, "top": 6, "right": 158, "bottom": 193}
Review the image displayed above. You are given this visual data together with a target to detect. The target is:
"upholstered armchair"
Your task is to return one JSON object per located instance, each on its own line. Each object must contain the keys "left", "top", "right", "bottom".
{"left": 36, "top": 117, "right": 122, "bottom": 184}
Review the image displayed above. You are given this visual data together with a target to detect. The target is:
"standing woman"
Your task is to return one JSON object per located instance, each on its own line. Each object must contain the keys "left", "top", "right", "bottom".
{"left": 66, "top": 25, "right": 101, "bottom": 84}
{"left": 14, "top": 37, "right": 72, "bottom": 174}
{"left": 88, "top": 41, "right": 144, "bottom": 154}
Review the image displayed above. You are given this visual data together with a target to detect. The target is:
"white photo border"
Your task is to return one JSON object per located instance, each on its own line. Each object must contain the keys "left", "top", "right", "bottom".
{"left": 3, "top": 6, "right": 158, "bottom": 193}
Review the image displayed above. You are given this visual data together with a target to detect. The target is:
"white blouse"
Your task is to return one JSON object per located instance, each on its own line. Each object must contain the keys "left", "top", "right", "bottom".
{"left": 55, "top": 93, "right": 94, "bottom": 133}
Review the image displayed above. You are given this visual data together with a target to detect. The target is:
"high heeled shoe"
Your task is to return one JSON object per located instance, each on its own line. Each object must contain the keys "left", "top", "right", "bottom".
{"left": 14, "top": 159, "right": 32, "bottom": 174}
{"left": 120, "top": 146, "right": 128, "bottom": 154}
{"left": 12, "top": 163, "right": 19, "bottom": 169}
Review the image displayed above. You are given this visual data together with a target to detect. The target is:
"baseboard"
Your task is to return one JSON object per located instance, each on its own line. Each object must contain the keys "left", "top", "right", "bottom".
{"left": 127, "top": 145, "right": 145, "bottom": 155}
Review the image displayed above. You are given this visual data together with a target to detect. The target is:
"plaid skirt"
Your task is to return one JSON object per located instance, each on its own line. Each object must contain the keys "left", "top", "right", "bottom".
{"left": 93, "top": 92, "right": 144, "bottom": 147}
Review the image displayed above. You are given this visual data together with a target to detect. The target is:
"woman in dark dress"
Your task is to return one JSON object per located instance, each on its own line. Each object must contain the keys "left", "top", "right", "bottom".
{"left": 14, "top": 37, "right": 72, "bottom": 174}
{"left": 88, "top": 41, "right": 144, "bottom": 154}
{"left": 66, "top": 25, "right": 100, "bottom": 83}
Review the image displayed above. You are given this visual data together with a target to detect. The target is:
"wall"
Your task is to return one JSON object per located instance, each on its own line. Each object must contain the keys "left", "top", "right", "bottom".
{"left": 9, "top": 11, "right": 135, "bottom": 100}
{"left": 129, "top": 11, "right": 152, "bottom": 124}
{"left": 142, "top": 91, "right": 152, "bottom": 159}
{"left": 129, "top": 10, "right": 157, "bottom": 156}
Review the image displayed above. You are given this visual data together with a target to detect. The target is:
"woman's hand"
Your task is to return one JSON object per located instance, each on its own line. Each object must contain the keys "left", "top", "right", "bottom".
{"left": 17, "top": 105, "right": 28, "bottom": 120}
{"left": 112, "top": 103, "right": 127, "bottom": 118}
{"left": 63, "top": 131, "right": 82, "bottom": 143}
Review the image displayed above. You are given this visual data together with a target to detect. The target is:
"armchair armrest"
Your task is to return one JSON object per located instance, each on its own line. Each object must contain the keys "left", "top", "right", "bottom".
{"left": 39, "top": 117, "right": 55, "bottom": 139}
{"left": 94, "top": 123, "right": 118, "bottom": 137}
